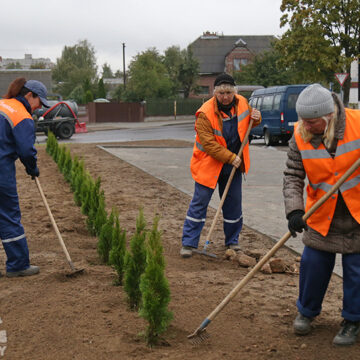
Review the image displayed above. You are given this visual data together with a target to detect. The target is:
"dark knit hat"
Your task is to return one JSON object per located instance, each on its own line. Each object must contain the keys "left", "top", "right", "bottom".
{"left": 214, "top": 73, "right": 235, "bottom": 87}
{"left": 296, "top": 84, "right": 334, "bottom": 119}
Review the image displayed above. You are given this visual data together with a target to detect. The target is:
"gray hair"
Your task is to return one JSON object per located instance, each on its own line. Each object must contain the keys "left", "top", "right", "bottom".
{"left": 213, "top": 83, "right": 236, "bottom": 95}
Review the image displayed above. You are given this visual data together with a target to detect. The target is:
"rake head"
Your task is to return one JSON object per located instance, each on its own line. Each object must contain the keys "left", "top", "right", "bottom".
{"left": 192, "top": 249, "right": 217, "bottom": 258}
{"left": 187, "top": 328, "right": 210, "bottom": 345}
{"left": 65, "top": 268, "right": 85, "bottom": 278}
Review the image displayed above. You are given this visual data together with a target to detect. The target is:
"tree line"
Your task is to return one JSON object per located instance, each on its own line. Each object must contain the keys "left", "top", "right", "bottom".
{"left": 51, "top": 40, "right": 199, "bottom": 104}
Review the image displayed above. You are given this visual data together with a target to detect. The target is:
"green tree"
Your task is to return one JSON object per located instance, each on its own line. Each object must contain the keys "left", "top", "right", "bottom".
{"left": 52, "top": 39, "right": 98, "bottom": 99}
{"left": 109, "top": 214, "right": 127, "bottom": 285}
{"left": 97, "top": 78, "right": 107, "bottom": 99}
{"left": 164, "top": 46, "right": 183, "bottom": 94}
{"left": 124, "top": 209, "right": 147, "bottom": 310}
{"left": 139, "top": 216, "right": 173, "bottom": 346}
{"left": 84, "top": 89, "right": 94, "bottom": 104}
{"left": 114, "top": 70, "right": 123, "bottom": 78}
{"left": 164, "top": 45, "right": 200, "bottom": 98}
{"left": 124, "top": 48, "right": 173, "bottom": 101}
{"left": 6, "top": 61, "right": 22, "bottom": 69}
{"left": 98, "top": 209, "right": 115, "bottom": 264}
{"left": 30, "top": 62, "right": 46, "bottom": 69}
{"left": 234, "top": 43, "right": 295, "bottom": 87}
{"left": 102, "top": 63, "right": 114, "bottom": 78}
{"left": 278, "top": 0, "right": 360, "bottom": 104}
{"left": 178, "top": 46, "right": 199, "bottom": 98}
{"left": 68, "top": 85, "right": 85, "bottom": 104}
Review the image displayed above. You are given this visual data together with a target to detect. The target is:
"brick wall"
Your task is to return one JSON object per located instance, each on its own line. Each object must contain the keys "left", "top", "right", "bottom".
{"left": 189, "top": 75, "right": 217, "bottom": 99}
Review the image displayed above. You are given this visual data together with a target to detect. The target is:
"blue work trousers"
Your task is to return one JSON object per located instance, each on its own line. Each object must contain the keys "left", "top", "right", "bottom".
{"left": 0, "top": 184, "right": 30, "bottom": 272}
{"left": 182, "top": 169, "right": 243, "bottom": 248}
{"left": 297, "top": 246, "right": 360, "bottom": 322}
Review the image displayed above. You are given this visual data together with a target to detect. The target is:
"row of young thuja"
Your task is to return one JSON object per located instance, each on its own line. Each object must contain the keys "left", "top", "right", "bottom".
{"left": 45, "top": 132, "right": 173, "bottom": 346}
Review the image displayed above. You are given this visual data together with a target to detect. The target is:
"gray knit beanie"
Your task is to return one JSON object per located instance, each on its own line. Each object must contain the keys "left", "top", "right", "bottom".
{"left": 296, "top": 84, "right": 334, "bottom": 119}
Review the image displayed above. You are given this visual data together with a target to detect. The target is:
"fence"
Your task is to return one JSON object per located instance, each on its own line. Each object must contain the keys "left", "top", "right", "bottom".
{"left": 145, "top": 98, "right": 207, "bottom": 116}
{"left": 87, "top": 102, "right": 145, "bottom": 123}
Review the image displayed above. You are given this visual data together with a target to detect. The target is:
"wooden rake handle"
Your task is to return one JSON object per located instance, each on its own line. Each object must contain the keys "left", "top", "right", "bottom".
{"left": 34, "top": 177, "right": 76, "bottom": 271}
{"left": 205, "top": 156, "right": 360, "bottom": 323}
{"left": 204, "top": 118, "right": 255, "bottom": 246}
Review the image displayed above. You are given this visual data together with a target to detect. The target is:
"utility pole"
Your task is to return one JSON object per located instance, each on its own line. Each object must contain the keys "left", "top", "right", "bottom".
{"left": 122, "top": 42, "right": 126, "bottom": 90}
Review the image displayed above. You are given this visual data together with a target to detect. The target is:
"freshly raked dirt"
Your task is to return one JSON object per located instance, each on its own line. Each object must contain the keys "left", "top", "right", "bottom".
{"left": 0, "top": 140, "right": 358, "bottom": 360}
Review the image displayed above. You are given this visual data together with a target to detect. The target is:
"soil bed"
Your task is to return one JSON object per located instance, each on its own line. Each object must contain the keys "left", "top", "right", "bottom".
{"left": 0, "top": 140, "right": 357, "bottom": 359}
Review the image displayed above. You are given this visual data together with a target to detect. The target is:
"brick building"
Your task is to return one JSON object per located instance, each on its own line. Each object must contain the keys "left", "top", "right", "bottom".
{"left": 189, "top": 32, "right": 275, "bottom": 98}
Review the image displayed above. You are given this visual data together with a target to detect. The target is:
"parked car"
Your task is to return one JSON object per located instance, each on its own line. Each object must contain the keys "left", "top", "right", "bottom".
{"left": 249, "top": 84, "right": 308, "bottom": 146}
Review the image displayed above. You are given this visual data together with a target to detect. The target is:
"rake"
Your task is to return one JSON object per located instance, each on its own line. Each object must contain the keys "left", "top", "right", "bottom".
{"left": 35, "top": 177, "right": 84, "bottom": 277}
{"left": 188, "top": 156, "right": 360, "bottom": 343}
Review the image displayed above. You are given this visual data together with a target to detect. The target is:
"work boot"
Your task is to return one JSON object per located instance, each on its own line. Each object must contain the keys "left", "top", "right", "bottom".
{"left": 6, "top": 265, "right": 40, "bottom": 278}
{"left": 333, "top": 320, "right": 360, "bottom": 346}
{"left": 180, "top": 246, "right": 193, "bottom": 258}
{"left": 293, "top": 313, "right": 313, "bottom": 335}
{"left": 227, "top": 244, "right": 241, "bottom": 252}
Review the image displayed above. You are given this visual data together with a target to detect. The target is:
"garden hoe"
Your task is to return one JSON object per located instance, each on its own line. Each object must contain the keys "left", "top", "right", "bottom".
{"left": 194, "top": 118, "right": 254, "bottom": 259}
{"left": 188, "top": 156, "right": 360, "bottom": 344}
{"left": 34, "top": 177, "right": 84, "bottom": 277}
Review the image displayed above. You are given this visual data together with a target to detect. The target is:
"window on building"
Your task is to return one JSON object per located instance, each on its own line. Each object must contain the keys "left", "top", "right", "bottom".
{"left": 198, "top": 86, "right": 210, "bottom": 95}
{"left": 233, "top": 58, "right": 248, "bottom": 71}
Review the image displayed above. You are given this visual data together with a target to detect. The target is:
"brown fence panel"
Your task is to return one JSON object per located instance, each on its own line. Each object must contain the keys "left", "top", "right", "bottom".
{"left": 87, "top": 102, "right": 145, "bottom": 123}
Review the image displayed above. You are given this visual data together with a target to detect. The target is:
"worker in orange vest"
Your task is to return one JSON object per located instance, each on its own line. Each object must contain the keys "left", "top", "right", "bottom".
{"left": 0, "top": 78, "right": 49, "bottom": 278}
{"left": 283, "top": 83, "right": 360, "bottom": 346}
{"left": 180, "top": 73, "right": 261, "bottom": 258}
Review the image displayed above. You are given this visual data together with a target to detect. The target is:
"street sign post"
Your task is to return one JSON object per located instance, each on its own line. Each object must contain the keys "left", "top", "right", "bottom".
{"left": 335, "top": 73, "right": 349, "bottom": 101}
{"left": 335, "top": 73, "right": 349, "bottom": 86}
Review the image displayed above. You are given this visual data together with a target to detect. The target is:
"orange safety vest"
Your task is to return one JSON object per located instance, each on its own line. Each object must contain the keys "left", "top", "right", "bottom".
{"left": 0, "top": 98, "right": 31, "bottom": 128}
{"left": 294, "top": 108, "right": 360, "bottom": 236}
{"left": 190, "top": 95, "right": 251, "bottom": 189}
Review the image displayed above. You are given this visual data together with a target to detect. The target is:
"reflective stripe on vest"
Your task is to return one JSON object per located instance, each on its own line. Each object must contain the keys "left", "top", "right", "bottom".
{"left": 294, "top": 108, "right": 360, "bottom": 236}
{"left": 190, "top": 95, "right": 251, "bottom": 189}
{"left": 0, "top": 99, "right": 31, "bottom": 128}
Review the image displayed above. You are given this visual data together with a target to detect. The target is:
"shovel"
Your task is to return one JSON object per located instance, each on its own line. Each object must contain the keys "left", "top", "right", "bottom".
{"left": 195, "top": 117, "right": 254, "bottom": 258}
{"left": 188, "top": 156, "right": 360, "bottom": 343}
{"left": 34, "top": 177, "right": 84, "bottom": 277}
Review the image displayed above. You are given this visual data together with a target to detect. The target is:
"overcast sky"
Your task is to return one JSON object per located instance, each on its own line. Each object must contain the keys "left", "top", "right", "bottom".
{"left": 1, "top": 0, "right": 285, "bottom": 74}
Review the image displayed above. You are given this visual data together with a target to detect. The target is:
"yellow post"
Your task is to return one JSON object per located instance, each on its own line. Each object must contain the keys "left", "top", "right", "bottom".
{"left": 174, "top": 100, "right": 177, "bottom": 120}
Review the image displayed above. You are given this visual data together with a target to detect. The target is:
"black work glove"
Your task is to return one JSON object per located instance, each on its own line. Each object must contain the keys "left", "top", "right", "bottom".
{"left": 26, "top": 166, "right": 40, "bottom": 179}
{"left": 287, "top": 210, "right": 308, "bottom": 237}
